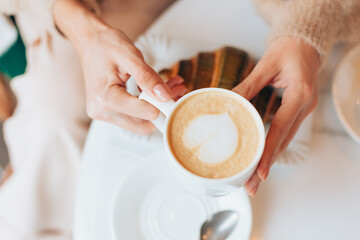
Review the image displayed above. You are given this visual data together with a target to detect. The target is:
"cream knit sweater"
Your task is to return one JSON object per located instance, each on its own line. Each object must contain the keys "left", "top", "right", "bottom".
{"left": 254, "top": 0, "right": 360, "bottom": 61}
{"left": 1, "top": 0, "right": 360, "bottom": 62}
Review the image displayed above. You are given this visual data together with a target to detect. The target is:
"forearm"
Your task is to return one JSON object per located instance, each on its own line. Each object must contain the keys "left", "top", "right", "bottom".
{"left": 53, "top": 0, "right": 107, "bottom": 56}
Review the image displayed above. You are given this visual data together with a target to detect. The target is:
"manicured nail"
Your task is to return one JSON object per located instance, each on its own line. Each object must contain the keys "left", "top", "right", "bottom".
{"left": 180, "top": 88, "right": 188, "bottom": 96}
{"left": 248, "top": 184, "right": 259, "bottom": 198}
{"left": 153, "top": 83, "right": 171, "bottom": 101}
{"left": 249, "top": 189, "right": 256, "bottom": 198}
{"left": 246, "top": 188, "right": 254, "bottom": 198}
{"left": 173, "top": 76, "right": 184, "bottom": 84}
{"left": 259, "top": 168, "right": 269, "bottom": 182}
{"left": 246, "top": 183, "right": 256, "bottom": 197}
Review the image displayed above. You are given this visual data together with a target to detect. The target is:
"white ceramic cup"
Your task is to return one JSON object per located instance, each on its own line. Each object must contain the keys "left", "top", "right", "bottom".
{"left": 139, "top": 88, "right": 265, "bottom": 196}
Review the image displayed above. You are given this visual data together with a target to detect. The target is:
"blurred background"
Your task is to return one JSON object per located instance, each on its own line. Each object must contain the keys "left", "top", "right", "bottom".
{"left": 0, "top": 15, "right": 26, "bottom": 178}
{"left": 0, "top": 126, "right": 8, "bottom": 176}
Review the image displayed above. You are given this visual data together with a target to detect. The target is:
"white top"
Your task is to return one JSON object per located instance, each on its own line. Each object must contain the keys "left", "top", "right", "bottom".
{"left": 74, "top": 1, "right": 360, "bottom": 239}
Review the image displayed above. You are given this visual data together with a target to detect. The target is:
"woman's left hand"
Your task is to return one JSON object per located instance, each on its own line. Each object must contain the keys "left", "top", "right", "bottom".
{"left": 232, "top": 37, "right": 320, "bottom": 196}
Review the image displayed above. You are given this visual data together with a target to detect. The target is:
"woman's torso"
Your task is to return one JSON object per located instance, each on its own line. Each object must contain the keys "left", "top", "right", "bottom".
{"left": 100, "top": 0, "right": 176, "bottom": 41}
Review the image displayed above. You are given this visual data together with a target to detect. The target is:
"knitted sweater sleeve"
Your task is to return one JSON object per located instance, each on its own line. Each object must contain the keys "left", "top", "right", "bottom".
{"left": 0, "top": 0, "right": 100, "bottom": 37}
{"left": 254, "top": 0, "right": 360, "bottom": 61}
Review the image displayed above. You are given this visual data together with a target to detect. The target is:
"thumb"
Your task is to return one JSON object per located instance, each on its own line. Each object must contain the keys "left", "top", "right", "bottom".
{"left": 232, "top": 64, "right": 273, "bottom": 100}
{"left": 129, "top": 60, "right": 171, "bottom": 102}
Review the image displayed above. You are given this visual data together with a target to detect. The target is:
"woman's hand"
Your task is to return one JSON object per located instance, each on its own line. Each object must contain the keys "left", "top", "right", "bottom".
{"left": 233, "top": 37, "right": 320, "bottom": 196}
{"left": 53, "top": 0, "right": 183, "bottom": 134}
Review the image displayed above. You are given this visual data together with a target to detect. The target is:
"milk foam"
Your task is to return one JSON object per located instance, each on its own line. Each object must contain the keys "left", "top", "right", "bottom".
{"left": 183, "top": 113, "right": 238, "bottom": 163}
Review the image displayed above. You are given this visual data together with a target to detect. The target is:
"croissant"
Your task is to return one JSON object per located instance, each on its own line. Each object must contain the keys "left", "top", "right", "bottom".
{"left": 159, "top": 46, "right": 281, "bottom": 124}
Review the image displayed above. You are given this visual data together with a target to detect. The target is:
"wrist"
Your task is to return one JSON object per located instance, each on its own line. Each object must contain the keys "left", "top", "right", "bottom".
{"left": 296, "top": 37, "right": 321, "bottom": 70}
{"left": 274, "top": 37, "right": 321, "bottom": 69}
{"left": 53, "top": 0, "right": 109, "bottom": 55}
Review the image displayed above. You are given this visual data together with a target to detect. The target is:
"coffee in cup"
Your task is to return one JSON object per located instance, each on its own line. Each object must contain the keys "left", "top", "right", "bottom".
{"left": 167, "top": 91, "right": 259, "bottom": 179}
{"left": 139, "top": 87, "right": 265, "bottom": 196}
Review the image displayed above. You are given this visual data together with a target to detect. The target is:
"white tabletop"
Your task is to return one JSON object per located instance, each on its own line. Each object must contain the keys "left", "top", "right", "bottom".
{"left": 74, "top": 1, "right": 360, "bottom": 239}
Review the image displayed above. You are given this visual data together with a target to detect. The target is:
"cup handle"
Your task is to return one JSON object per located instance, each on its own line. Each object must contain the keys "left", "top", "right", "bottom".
{"left": 138, "top": 91, "right": 175, "bottom": 133}
{"left": 151, "top": 112, "right": 166, "bottom": 133}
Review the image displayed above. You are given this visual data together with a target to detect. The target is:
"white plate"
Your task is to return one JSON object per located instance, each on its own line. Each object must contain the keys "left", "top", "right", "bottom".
{"left": 111, "top": 151, "right": 252, "bottom": 240}
{"left": 333, "top": 44, "right": 360, "bottom": 144}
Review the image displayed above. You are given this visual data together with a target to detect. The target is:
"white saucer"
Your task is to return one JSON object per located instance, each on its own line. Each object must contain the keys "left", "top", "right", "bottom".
{"left": 333, "top": 44, "right": 360, "bottom": 144}
{"left": 111, "top": 151, "right": 252, "bottom": 240}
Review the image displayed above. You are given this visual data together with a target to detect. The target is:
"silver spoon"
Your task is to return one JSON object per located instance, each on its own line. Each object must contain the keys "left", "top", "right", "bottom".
{"left": 200, "top": 210, "right": 239, "bottom": 240}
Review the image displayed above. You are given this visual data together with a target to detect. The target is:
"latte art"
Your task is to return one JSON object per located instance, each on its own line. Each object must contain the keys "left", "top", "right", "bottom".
{"left": 167, "top": 92, "right": 259, "bottom": 179}
{"left": 183, "top": 113, "right": 238, "bottom": 164}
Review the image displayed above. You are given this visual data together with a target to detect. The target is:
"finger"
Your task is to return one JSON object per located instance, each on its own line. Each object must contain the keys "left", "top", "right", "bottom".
{"left": 232, "top": 62, "right": 278, "bottom": 100}
{"left": 245, "top": 172, "right": 262, "bottom": 197}
{"left": 123, "top": 56, "right": 172, "bottom": 102}
{"left": 171, "top": 84, "right": 187, "bottom": 100}
{"left": 166, "top": 76, "right": 184, "bottom": 88}
{"left": 278, "top": 97, "right": 317, "bottom": 153}
{"left": 104, "top": 84, "right": 160, "bottom": 121}
{"left": 256, "top": 93, "right": 304, "bottom": 181}
{"left": 106, "top": 112, "right": 156, "bottom": 135}
{"left": 118, "top": 72, "right": 131, "bottom": 82}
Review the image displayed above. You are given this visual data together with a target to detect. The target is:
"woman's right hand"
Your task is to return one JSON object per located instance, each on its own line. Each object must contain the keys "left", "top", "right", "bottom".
{"left": 76, "top": 26, "right": 176, "bottom": 135}
{"left": 53, "top": 0, "right": 182, "bottom": 134}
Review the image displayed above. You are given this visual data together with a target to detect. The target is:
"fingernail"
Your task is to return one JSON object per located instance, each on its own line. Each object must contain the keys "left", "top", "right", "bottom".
{"left": 248, "top": 181, "right": 257, "bottom": 190}
{"left": 248, "top": 184, "right": 260, "bottom": 198}
{"left": 180, "top": 88, "right": 188, "bottom": 96}
{"left": 258, "top": 168, "right": 269, "bottom": 182}
{"left": 249, "top": 189, "right": 256, "bottom": 198}
{"left": 246, "top": 188, "right": 254, "bottom": 198}
{"left": 153, "top": 83, "right": 171, "bottom": 101}
{"left": 246, "top": 183, "right": 256, "bottom": 197}
{"left": 174, "top": 76, "right": 184, "bottom": 84}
